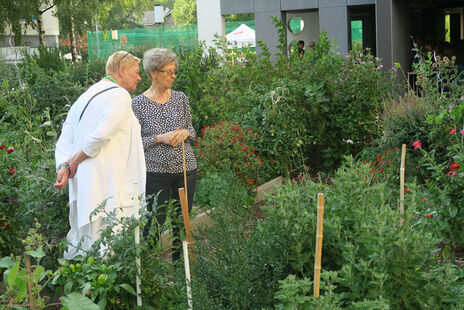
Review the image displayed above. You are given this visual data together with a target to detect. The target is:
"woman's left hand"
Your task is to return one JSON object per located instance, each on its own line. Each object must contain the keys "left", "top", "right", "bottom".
{"left": 169, "top": 129, "right": 189, "bottom": 147}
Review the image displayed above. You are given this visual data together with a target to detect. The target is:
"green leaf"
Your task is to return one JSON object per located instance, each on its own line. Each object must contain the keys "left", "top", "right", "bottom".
{"left": 32, "top": 265, "right": 46, "bottom": 282}
{"left": 60, "top": 292, "right": 100, "bottom": 310}
{"left": 27, "top": 246, "right": 46, "bottom": 259}
{"left": 7, "top": 262, "right": 20, "bottom": 288}
{"left": 120, "top": 283, "right": 137, "bottom": 296}
{"left": 0, "top": 256, "right": 15, "bottom": 268}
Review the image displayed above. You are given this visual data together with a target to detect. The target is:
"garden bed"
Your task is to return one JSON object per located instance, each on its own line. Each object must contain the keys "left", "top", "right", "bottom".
{"left": 160, "top": 176, "right": 284, "bottom": 247}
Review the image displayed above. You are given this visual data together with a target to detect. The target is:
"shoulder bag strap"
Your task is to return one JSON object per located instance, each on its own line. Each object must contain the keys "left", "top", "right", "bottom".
{"left": 79, "top": 86, "right": 119, "bottom": 122}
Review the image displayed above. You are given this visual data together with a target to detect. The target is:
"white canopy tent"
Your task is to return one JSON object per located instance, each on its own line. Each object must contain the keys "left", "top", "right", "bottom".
{"left": 226, "top": 24, "right": 256, "bottom": 48}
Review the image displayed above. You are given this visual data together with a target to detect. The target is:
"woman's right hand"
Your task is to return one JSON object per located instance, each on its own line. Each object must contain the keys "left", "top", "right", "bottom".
{"left": 156, "top": 131, "right": 174, "bottom": 144}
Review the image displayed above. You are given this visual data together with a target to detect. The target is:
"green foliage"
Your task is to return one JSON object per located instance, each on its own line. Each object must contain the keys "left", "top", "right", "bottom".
{"left": 413, "top": 129, "right": 464, "bottom": 253}
{"left": 173, "top": 0, "right": 197, "bottom": 25}
{"left": 195, "top": 121, "right": 264, "bottom": 189}
{"left": 0, "top": 221, "right": 53, "bottom": 308}
{"left": 194, "top": 171, "right": 254, "bottom": 214}
{"left": 192, "top": 157, "right": 464, "bottom": 309}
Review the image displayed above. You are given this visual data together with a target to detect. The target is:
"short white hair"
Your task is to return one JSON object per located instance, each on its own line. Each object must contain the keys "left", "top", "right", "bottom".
{"left": 106, "top": 51, "right": 140, "bottom": 75}
{"left": 143, "top": 48, "right": 177, "bottom": 79}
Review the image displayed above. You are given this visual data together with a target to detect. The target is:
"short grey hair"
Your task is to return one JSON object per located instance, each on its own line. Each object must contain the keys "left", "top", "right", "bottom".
{"left": 143, "top": 48, "right": 178, "bottom": 79}
{"left": 106, "top": 51, "right": 140, "bottom": 75}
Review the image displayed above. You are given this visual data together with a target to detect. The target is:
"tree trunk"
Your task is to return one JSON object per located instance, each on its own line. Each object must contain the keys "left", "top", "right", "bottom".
{"left": 69, "top": 7, "right": 78, "bottom": 62}
{"left": 36, "top": 8, "right": 46, "bottom": 47}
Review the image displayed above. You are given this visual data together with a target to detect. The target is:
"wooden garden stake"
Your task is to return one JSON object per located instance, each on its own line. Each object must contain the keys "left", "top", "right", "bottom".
{"left": 25, "top": 254, "right": 33, "bottom": 309}
{"left": 133, "top": 182, "right": 142, "bottom": 307}
{"left": 399, "top": 144, "right": 406, "bottom": 226}
{"left": 313, "top": 193, "right": 325, "bottom": 298}
{"left": 183, "top": 240, "right": 193, "bottom": 310}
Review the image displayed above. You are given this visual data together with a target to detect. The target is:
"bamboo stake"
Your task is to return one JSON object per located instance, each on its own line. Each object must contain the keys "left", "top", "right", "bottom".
{"left": 183, "top": 240, "right": 193, "bottom": 310}
{"left": 133, "top": 182, "right": 142, "bottom": 307}
{"left": 399, "top": 144, "right": 406, "bottom": 226}
{"left": 313, "top": 193, "right": 325, "bottom": 298}
{"left": 25, "top": 254, "right": 33, "bottom": 310}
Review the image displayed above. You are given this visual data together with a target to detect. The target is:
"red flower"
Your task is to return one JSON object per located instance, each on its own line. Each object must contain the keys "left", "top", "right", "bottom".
{"left": 8, "top": 168, "right": 15, "bottom": 175}
{"left": 6, "top": 147, "right": 14, "bottom": 154}
{"left": 425, "top": 213, "right": 432, "bottom": 218}
{"left": 404, "top": 188, "right": 410, "bottom": 193}
{"left": 450, "top": 163, "right": 460, "bottom": 171}
{"left": 3, "top": 222, "right": 7, "bottom": 227}
{"left": 449, "top": 128, "right": 457, "bottom": 135}
{"left": 0, "top": 144, "right": 5, "bottom": 150}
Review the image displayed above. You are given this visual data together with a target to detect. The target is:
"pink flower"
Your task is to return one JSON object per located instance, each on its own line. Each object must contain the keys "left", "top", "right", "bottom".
{"left": 291, "top": 178, "right": 296, "bottom": 184}
{"left": 412, "top": 140, "right": 421, "bottom": 149}
{"left": 449, "top": 128, "right": 456, "bottom": 135}
{"left": 422, "top": 197, "right": 427, "bottom": 202}
{"left": 460, "top": 129, "right": 464, "bottom": 134}
{"left": 8, "top": 168, "right": 15, "bottom": 175}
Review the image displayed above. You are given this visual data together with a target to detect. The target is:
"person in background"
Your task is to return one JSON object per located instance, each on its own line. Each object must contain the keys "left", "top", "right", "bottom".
{"left": 308, "top": 41, "right": 316, "bottom": 52}
{"left": 131, "top": 48, "right": 197, "bottom": 261}
{"left": 297, "top": 40, "right": 305, "bottom": 59}
{"left": 54, "top": 51, "right": 146, "bottom": 259}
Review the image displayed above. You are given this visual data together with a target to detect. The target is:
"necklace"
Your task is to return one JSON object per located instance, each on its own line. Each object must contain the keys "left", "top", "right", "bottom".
{"left": 104, "top": 76, "right": 118, "bottom": 85}
{"left": 147, "top": 88, "right": 170, "bottom": 103}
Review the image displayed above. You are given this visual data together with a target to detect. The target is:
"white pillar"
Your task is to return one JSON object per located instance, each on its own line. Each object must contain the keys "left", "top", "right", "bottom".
{"left": 197, "top": 0, "right": 225, "bottom": 48}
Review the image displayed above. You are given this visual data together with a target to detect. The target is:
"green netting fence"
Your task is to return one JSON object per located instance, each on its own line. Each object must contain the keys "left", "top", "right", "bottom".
{"left": 87, "top": 20, "right": 255, "bottom": 60}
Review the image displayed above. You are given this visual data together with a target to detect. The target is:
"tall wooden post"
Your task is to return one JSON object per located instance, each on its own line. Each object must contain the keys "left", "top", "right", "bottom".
{"left": 314, "top": 193, "right": 325, "bottom": 298}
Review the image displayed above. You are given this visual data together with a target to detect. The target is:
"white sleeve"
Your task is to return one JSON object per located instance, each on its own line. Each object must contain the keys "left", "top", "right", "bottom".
{"left": 55, "top": 114, "right": 74, "bottom": 170}
{"left": 81, "top": 91, "right": 131, "bottom": 157}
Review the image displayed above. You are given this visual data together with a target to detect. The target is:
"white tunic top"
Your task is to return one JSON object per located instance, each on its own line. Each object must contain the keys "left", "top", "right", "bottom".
{"left": 55, "top": 80, "right": 146, "bottom": 228}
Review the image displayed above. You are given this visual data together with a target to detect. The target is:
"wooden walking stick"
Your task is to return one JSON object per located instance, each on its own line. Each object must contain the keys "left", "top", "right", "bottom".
{"left": 399, "top": 144, "right": 406, "bottom": 226}
{"left": 133, "top": 182, "right": 142, "bottom": 307}
{"left": 179, "top": 139, "right": 194, "bottom": 309}
{"left": 314, "top": 193, "right": 325, "bottom": 298}
{"left": 178, "top": 139, "right": 195, "bottom": 260}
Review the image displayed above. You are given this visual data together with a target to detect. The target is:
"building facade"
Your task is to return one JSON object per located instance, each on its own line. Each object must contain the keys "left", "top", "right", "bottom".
{"left": 198, "top": 0, "right": 464, "bottom": 73}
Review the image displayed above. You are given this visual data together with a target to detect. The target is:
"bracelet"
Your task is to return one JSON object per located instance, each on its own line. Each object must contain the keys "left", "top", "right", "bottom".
{"left": 58, "top": 162, "right": 71, "bottom": 175}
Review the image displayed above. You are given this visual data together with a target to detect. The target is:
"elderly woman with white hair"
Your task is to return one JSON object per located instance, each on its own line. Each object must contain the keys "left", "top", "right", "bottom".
{"left": 131, "top": 48, "right": 197, "bottom": 261}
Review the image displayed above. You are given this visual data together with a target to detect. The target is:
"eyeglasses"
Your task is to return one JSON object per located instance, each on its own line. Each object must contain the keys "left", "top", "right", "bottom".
{"left": 158, "top": 69, "right": 177, "bottom": 76}
{"left": 118, "top": 51, "right": 133, "bottom": 67}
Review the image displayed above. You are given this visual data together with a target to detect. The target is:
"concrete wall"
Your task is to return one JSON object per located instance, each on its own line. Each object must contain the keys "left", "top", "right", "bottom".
{"left": 281, "top": 0, "right": 318, "bottom": 11}
{"left": 286, "top": 11, "right": 320, "bottom": 52}
{"left": 254, "top": 0, "right": 282, "bottom": 61}
{"left": 320, "top": 2, "right": 349, "bottom": 54}
{"left": 392, "top": 0, "right": 411, "bottom": 78}
{"left": 197, "top": 0, "right": 225, "bottom": 48}
{"left": 376, "top": 0, "right": 393, "bottom": 71}
{"left": 220, "top": 0, "right": 253, "bottom": 15}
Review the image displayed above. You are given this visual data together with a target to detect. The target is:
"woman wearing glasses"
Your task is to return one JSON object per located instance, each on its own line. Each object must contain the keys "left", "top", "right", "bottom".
{"left": 131, "top": 48, "right": 197, "bottom": 261}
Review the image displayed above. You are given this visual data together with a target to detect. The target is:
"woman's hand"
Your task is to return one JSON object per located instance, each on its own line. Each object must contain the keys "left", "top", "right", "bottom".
{"left": 156, "top": 131, "right": 174, "bottom": 144}
{"left": 54, "top": 165, "right": 70, "bottom": 189}
{"left": 169, "top": 129, "right": 189, "bottom": 147}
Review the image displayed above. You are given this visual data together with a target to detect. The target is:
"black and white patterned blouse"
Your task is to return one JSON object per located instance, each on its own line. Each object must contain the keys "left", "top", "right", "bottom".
{"left": 131, "top": 90, "right": 197, "bottom": 174}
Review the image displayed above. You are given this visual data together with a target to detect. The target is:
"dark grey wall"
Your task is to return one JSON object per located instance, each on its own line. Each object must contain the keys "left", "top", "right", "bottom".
{"left": 347, "top": 0, "right": 375, "bottom": 5}
{"left": 319, "top": 2, "right": 349, "bottom": 54}
{"left": 281, "top": 0, "right": 318, "bottom": 11}
{"left": 392, "top": 0, "right": 411, "bottom": 80}
{"left": 376, "top": 0, "right": 393, "bottom": 71}
{"left": 220, "top": 0, "right": 253, "bottom": 15}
